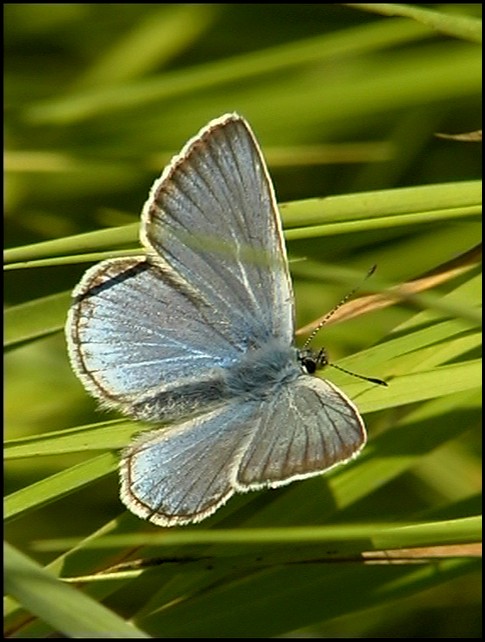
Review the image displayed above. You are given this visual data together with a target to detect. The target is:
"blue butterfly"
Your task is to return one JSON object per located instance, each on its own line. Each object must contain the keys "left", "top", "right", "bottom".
{"left": 66, "top": 114, "right": 367, "bottom": 526}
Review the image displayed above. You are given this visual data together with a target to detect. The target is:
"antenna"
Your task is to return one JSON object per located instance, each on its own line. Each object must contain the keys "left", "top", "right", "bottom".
{"left": 301, "top": 265, "right": 387, "bottom": 387}
{"left": 329, "top": 362, "right": 387, "bottom": 387}
{"left": 302, "top": 264, "right": 377, "bottom": 350}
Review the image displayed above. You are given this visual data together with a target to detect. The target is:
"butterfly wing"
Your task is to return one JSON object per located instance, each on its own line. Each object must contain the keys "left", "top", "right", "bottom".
{"left": 235, "top": 374, "right": 366, "bottom": 490}
{"left": 141, "top": 113, "right": 294, "bottom": 350}
{"left": 120, "top": 400, "right": 258, "bottom": 526}
{"left": 66, "top": 114, "right": 294, "bottom": 420}
{"left": 67, "top": 257, "right": 244, "bottom": 420}
{"left": 120, "top": 373, "right": 366, "bottom": 526}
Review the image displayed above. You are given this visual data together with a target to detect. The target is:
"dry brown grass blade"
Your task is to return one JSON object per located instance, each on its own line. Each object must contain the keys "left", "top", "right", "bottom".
{"left": 436, "top": 130, "right": 482, "bottom": 142}
{"left": 361, "top": 542, "right": 482, "bottom": 564}
{"left": 296, "top": 244, "right": 482, "bottom": 336}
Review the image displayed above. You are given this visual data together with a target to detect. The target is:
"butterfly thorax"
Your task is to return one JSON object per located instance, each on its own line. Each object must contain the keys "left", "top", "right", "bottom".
{"left": 224, "top": 340, "right": 302, "bottom": 400}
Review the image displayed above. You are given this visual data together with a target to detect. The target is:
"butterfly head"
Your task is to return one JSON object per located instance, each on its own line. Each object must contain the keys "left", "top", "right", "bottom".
{"left": 298, "top": 348, "right": 328, "bottom": 375}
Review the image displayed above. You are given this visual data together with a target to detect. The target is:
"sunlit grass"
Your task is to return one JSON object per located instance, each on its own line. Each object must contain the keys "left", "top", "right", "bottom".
{"left": 5, "top": 4, "right": 481, "bottom": 638}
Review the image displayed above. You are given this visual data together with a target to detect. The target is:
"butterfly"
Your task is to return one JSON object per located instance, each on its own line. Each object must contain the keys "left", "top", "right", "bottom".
{"left": 66, "top": 113, "right": 368, "bottom": 527}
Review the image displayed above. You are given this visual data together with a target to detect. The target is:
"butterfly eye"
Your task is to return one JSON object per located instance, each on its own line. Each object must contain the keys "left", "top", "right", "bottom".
{"left": 301, "top": 357, "right": 316, "bottom": 374}
{"left": 298, "top": 350, "right": 316, "bottom": 374}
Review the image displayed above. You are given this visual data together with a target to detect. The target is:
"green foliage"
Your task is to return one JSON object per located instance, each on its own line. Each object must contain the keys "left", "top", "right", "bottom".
{"left": 5, "top": 4, "right": 481, "bottom": 638}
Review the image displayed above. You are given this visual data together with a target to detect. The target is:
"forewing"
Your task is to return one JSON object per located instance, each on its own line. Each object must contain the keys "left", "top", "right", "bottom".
{"left": 141, "top": 113, "right": 294, "bottom": 348}
{"left": 120, "top": 401, "right": 257, "bottom": 526}
{"left": 236, "top": 375, "right": 366, "bottom": 489}
{"left": 67, "top": 114, "right": 295, "bottom": 420}
{"left": 66, "top": 257, "right": 242, "bottom": 420}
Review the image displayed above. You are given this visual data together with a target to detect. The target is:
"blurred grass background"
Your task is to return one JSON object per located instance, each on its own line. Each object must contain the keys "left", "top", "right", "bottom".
{"left": 4, "top": 4, "right": 481, "bottom": 638}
